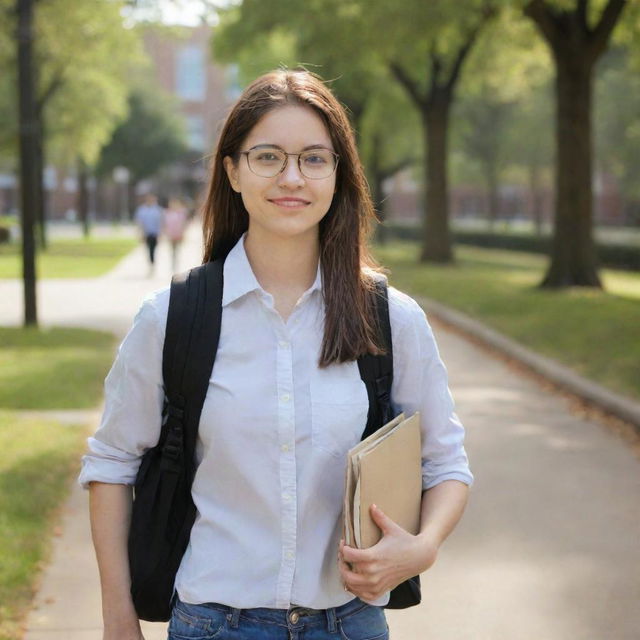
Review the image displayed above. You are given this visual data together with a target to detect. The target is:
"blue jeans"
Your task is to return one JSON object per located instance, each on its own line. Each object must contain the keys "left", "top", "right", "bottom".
{"left": 167, "top": 596, "right": 389, "bottom": 640}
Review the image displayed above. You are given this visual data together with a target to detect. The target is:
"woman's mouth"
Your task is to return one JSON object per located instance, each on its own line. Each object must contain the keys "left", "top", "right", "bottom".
{"left": 269, "top": 197, "right": 310, "bottom": 208}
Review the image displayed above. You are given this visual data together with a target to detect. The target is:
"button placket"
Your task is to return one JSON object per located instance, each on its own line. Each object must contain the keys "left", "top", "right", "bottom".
{"left": 275, "top": 327, "right": 298, "bottom": 607}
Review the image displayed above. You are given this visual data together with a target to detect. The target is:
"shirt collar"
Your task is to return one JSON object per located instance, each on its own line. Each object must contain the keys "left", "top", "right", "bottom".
{"left": 222, "top": 232, "right": 322, "bottom": 307}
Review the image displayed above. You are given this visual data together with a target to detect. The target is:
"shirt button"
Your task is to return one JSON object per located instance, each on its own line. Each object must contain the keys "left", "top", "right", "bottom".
{"left": 282, "top": 493, "right": 290, "bottom": 502}
{"left": 281, "top": 393, "right": 290, "bottom": 403}
{"left": 281, "top": 444, "right": 290, "bottom": 452}
{"left": 286, "top": 551, "right": 294, "bottom": 560}
{"left": 279, "top": 340, "right": 289, "bottom": 348}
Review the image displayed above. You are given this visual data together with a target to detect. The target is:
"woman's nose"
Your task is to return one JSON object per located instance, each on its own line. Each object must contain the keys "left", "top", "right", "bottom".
{"left": 277, "top": 156, "right": 305, "bottom": 187}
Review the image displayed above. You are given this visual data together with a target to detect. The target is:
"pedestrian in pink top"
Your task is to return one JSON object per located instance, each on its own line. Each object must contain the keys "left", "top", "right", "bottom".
{"left": 163, "top": 197, "right": 189, "bottom": 272}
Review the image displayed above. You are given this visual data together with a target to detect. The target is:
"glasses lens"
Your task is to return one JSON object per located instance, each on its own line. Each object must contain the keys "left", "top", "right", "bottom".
{"left": 299, "top": 149, "right": 337, "bottom": 179}
{"left": 246, "top": 147, "right": 337, "bottom": 179}
{"left": 247, "top": 148, "right": 286, "bottom": 178}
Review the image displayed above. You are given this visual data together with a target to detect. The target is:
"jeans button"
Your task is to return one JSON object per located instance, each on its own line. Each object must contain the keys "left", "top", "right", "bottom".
{"left": 290, "top": 611, "right": 300, "bottom": 624}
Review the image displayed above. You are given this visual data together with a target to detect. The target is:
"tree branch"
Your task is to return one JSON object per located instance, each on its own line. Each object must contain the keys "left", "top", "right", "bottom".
{"left": 446, "top": 4, "right": 497, "bottom": 92}
{"left": 576, "top": 0, "right": 589, "bottom": 31}
{"left": 429, "top": 46, "right": 441, "bottom": 96}
{"left": 380, "top": 155, "right": 418, "bottom": 182}
{"left": 523, "top": 0, "right": 561, "bottom": 44}
{"left": 36, "top": 69, "right": 64, "bottom": 116}
{"left": 388, "top": 61, "right": 426, "bottom": 109}
{"left": 589, "top": 0, "right": 627, "bottom": 60}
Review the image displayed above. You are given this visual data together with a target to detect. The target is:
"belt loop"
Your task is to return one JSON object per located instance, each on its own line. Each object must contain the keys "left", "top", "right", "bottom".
{"left": 326, "top": 606, "right": 337, "bottom": 633}
{"left": 228, "top": 607, "right": 241, "bottom": 628}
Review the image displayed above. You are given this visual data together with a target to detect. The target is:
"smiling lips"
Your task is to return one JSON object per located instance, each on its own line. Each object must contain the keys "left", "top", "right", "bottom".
{"left": 269, "top": 197, "right": 310, "bottom": 208}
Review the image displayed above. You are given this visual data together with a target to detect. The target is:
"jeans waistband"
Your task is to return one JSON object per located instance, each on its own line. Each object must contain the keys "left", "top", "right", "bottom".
{"left": 191, "top": 596, "right": 369, "bottom": 632}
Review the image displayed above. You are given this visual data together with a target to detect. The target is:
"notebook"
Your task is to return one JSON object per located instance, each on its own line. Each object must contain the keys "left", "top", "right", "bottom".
{"left": 343, "top": 412, "right": 422, "bottom": 549}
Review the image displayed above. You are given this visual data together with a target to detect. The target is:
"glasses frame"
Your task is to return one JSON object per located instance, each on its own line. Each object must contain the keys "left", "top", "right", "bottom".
{"left": 239, "top": 145, "right": 340, "bottom": 180}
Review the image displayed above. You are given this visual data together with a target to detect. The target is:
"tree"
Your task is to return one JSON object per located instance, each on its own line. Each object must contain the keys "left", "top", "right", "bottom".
{"left": 522, "top": 0, "right": 629, "bottom": 288}
{"left": 96, "top": 88, "right": 188, "bottom": 213}
{"left": 374, "top": 1, "right": 499, "bottom": 262}
{"left": 1, "top": 0, "right": 142, "bottom": 245}
{"left": 452, "top": 10, "right": 552, "bottom": 230}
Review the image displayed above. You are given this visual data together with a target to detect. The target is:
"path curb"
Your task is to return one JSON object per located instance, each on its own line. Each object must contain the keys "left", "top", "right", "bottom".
{"left": 416, "top": 296, "right": 640, "bottom": 430}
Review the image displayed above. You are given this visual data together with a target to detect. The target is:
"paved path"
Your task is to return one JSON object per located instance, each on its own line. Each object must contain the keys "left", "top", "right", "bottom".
{"left": 3, "top": 226, "right": 638, "bottom": 639}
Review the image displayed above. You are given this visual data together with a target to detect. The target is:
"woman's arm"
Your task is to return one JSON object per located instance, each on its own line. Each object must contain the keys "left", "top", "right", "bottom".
{"left": 339, "top": 480, "right": 469, "bottom": 602}
{"left": 89, "top": 482, "right": 145, "bottom": 640}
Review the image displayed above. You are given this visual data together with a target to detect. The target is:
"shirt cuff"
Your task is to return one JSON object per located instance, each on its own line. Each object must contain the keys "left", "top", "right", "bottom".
{"left": 77, "top": 437, "right": 142, "bottom": 489}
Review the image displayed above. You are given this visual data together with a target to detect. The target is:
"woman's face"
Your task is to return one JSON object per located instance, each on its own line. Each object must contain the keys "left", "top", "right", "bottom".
{"left": 224, "top": 105, "right": 337, "bottom": 245}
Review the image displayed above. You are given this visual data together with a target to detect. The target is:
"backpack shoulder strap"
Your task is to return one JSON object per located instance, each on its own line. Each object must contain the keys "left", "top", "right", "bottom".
{"left": 357, "top": 278, "right": 393, "bottom": 441}
{"left": 162, "top": 259, "right": 224, "bottom": 471}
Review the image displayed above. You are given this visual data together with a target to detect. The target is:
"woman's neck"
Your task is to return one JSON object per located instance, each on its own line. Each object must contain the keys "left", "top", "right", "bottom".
{"left": 243, "top": 228, "right": 320, "bottom": 295}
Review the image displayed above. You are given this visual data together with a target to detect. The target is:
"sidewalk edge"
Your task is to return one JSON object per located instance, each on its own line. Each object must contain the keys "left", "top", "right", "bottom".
{"left": 417, "top": 296, "right": 640, "bottom": 430}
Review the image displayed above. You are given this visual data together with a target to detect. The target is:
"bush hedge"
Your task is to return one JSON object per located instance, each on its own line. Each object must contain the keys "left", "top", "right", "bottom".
{"left": 383, "top": 223, "right": 640, "bottom": 271}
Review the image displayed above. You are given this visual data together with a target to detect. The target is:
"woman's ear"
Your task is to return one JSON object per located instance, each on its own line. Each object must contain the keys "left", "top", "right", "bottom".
{"left": 223, "top": 156, "right": 241, "bottom": 193}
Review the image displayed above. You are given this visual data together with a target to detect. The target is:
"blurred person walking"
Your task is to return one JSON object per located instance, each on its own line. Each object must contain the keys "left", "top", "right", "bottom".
{"left": 134, "top": 193, "right": 163, "bottom": 276}
{"left": 163, "top": 197, "right": 190, "bottom": 273}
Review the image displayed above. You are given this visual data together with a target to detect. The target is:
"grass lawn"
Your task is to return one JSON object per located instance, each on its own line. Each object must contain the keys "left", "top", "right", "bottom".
{"left": 0, "top": 236, "right": 137, "bottom": 279}
{"left": 0, "top": 327, "right": 116, "bottom": 409}
{"left": 0, "top": 326, "right": 116, "bottom": 638}
{"left": 0, "top": 413, "right": 87, "bottom": 640}
{"left": 374, "top": 242, "right": 640, "bottom": 401}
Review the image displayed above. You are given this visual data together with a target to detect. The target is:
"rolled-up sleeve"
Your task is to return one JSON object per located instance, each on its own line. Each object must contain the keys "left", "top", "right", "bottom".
{"left": 78, "top": 290, "right": 168, "bottom": 488}
{"left": 389, "top": 288, "right": 473, "bottom": 490}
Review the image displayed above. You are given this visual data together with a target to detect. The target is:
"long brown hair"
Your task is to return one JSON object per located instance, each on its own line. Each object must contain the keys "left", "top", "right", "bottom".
{"left": 201, "top": 69, "right": 386, "bottom": 366}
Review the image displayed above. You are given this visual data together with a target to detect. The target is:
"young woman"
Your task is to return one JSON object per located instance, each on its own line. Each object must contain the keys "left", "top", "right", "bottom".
{"left": 80, "top": 69, "right": 473, "bottom": 640}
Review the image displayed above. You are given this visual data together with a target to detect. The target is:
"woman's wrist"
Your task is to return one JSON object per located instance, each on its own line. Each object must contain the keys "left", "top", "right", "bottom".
{"left": 414, "top": 529, "right": 441, "bottom": 573}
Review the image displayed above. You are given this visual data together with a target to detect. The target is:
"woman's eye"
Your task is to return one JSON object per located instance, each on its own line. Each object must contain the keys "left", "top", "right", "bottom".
{"left": 256, "top": 152, "right": 280, "bottom": 162}
{"left": 304, "top": 154, "right": 328, "bottom": 165}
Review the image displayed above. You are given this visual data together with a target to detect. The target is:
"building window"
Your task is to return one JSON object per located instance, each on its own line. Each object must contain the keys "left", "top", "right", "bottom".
{"left": 185, "top": 115, "right": 205, "bottom": 151}
{"left": 225, "top": 64, "right": 242, "bottom": 101}
{"left": 176, "top": 45, "right": 206, "bottom": 101}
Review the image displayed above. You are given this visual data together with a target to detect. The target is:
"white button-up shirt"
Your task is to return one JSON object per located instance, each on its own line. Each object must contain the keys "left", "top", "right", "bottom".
{"left": 79, "top": 233, "right": 473, "bottom": 610}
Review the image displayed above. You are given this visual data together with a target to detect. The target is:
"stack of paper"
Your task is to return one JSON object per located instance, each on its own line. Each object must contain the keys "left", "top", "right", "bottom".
{"left": 343, "top": 412, "right": 422, "bottom": 549}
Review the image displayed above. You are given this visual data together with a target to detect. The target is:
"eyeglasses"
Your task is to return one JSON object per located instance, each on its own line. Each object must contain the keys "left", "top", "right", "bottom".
{"left": 239, "top": 145, "right": 339, "bottom": 180}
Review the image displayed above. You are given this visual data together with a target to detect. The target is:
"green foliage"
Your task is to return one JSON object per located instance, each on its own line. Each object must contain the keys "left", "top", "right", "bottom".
{"left": 95, "top": 88, "right": 188, "bottom": 183}
{"left": 0, "top": 0, "right": 147, "bottom": 167}
{"left": 0, "top": 413, "right": 87, "bottom": 640}
{"left": 595, "top": 45, "right": 640, "bottom": 202}
{"left": 38, "top": 0, "right": 146, "bottom": 166}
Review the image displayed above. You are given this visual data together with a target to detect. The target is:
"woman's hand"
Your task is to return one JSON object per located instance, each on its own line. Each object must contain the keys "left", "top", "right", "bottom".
{"left": 338, "top": 504, "right": 438, "bottom": 603}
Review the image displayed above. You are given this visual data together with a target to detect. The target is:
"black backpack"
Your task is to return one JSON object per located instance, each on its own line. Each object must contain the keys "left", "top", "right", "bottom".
{"left": 128, "top": 259, "right": 421, "bottom": 622}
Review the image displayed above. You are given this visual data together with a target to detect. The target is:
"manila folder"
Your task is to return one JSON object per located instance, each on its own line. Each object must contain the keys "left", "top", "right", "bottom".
{"left": 354, "top": 412, "right": 422, "bottom": 549}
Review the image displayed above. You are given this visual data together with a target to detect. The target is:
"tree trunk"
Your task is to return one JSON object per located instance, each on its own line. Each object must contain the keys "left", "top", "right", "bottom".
{"left": 77, "top": 160, "right": 90, "bottom": 238}
{"left": 541, "top": 53, "right": 601, "bottom": 288}
{"left": 16, "top": 0, "right": 38, "bottom": 326}
{"left": 421, "top": 95, "right": 453, "bottom": 262}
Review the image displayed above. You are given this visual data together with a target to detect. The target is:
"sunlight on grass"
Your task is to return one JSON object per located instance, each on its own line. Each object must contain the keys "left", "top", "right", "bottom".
{"left": 0, "top": 236, "right": 137, "bottom": 279}
{"left": 0, "top": 327, "right": 115, "bottom": 409}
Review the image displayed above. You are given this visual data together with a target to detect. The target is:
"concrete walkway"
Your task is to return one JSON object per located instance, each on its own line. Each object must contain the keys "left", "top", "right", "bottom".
{"left": 3, "top": 226, "right": 639, "bottom": 639}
